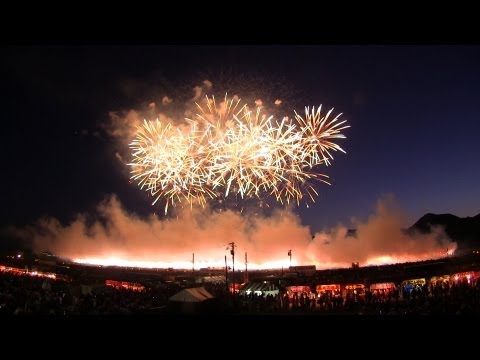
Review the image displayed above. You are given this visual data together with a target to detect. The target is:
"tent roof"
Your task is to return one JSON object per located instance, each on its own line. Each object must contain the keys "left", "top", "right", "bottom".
{"left": 169, "top": 287, "right": 214, "bottom": 303}
{"left": 240, "top": 281, "right": 279, "bottom": 294}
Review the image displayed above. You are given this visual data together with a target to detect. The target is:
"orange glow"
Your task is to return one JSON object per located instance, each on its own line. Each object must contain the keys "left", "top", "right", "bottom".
{"left": 72, "top": 249, "right": 452, "bottom": 271}
{"left": 73, "top": 257, "right": 298, "bottom": 270}
{"left": 370, "top": 282, "right": 395, "bottom": 290}
{"left": 317, "top": 284, "right": 341, "bottom": 292}
{"left": 0, "top": 265, "right": 62, "bottom": 280}
{"left": 106, "top": 279, "right": 144, "bottom": 291}
{"left": 288, "top": 285, "right": 311, "bottom": 293}
{"left": 25, "top": 194, "right": 457, "bottom": 274}
{"left": 345, "top": 284, "right": 365, "bottom": 290}
{"left": 365, "top": 252, "right": 449, "bottom": 266}
{"left": 452, "top": 272, "right": 475, "bottom": 282}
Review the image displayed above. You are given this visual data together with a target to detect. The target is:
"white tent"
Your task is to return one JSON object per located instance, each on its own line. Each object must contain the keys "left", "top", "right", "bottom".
{"left": 169, "top": 286, "right": 214, "bottom": 303}
{"left": 168, "top": 287, "right": 216, "bottom": 314}
{"left": 239, "top": 281, "right": 280, "bottom": 297}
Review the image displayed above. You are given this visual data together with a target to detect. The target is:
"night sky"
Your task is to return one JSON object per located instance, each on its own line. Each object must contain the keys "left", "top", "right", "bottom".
{"left": 1, "top": 45, "right": 479, "bottom": 235}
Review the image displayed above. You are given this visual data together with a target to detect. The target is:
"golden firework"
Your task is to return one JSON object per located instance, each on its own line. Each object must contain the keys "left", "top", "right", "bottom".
{"left": 129, "top": 95, "right": 350, "bottom": 214}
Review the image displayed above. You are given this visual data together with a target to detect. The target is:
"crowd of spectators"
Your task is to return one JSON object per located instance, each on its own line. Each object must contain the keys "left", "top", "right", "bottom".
{"left": 228, "top": 278, "right": 480, "bottom": 315}
{"left": 1, "top": 264, "right": 479, "bottom": 315}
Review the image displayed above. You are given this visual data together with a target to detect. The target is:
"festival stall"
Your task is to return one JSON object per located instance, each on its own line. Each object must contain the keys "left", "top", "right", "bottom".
{"left": 451, "top": 271, "right": 476, "bottom": 285}
{"left": 369, "top": 282, "right": 396, "bottom": 298}
{"left": 285, "top": 285, "right": 314, "bottom": 308}
{"left": 430, "top": 275, "right": 451, "bottom": 286}
{"left": 475, "top": 271, "right": 480, "bottom": 285}
{"left": 343, "top": 284, "right": 365, "bottom": 298}
{"left": 287, "top": 285, "right": 311, "bottom": 297}
{"left": 370, "top": 282, "right": 396, "bottom": 291}
{"left": 229, "top": 282, "right": 242, "bottom": 294}
{"left": 400, "top": 278, "right": 425, "bottom": 295}
{"left": 105, "top": 279, "right": 145, "bottom": 291}
{"left": 239, "top": 281, "right": 280, "bottom": 296}
{"left": 316, "top": 284, "right": 341, "bottom": 294}
{"left": 316, "top": 284, "right": 342, "bottom": 307}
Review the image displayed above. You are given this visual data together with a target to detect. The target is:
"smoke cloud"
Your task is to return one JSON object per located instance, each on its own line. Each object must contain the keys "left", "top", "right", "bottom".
{"left": 104, "top": 80, "right": 215, "bottom": 144}
{"left": 308, "top": 195, "right": 455, "bottom": 268}
{"left": 105, "top": 110, "right": 143, "bottom": 141}
{"left": 11, "top": 195, "right": 455, "bottom": 269}
{"left": 203, "top": 80, "right": 213, "bottom": 89}
{"left": 102, "top": 81, "right": 289, "bottom": 169}
{"left": 161, "top": 96, "right": 172, "bottom": 105}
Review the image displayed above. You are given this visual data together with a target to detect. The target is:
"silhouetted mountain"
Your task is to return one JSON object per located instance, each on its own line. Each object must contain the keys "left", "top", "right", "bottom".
{"left": 409, "top": 213, "right": 480, "bottom": 250}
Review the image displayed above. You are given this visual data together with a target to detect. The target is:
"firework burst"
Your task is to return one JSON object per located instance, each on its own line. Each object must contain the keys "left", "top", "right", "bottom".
{"left": 128, "top": 95, "right": 350, "bottom": 214}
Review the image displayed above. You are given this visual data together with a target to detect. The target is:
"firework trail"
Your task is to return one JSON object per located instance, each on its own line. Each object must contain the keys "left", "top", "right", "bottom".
{"left": 129, "top": 94, "right": 349, "bottom": 214}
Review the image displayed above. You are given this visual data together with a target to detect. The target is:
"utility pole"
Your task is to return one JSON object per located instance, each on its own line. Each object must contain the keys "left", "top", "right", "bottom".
{"left": 192, "top": 252, "right": 195, "bottom": 284}
{"left": 244, "top": 252, "right": 248, "bottom": 283}
{"left": 227, "top": 242, "right": 236, "bottom": 293}
{"left": 288, "top": 249, "right": 292, "bottom": 268}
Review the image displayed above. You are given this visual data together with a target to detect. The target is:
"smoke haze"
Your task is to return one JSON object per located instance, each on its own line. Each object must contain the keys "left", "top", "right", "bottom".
{"left": 9, "top": 195, "right": 455, "bottom": 269}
